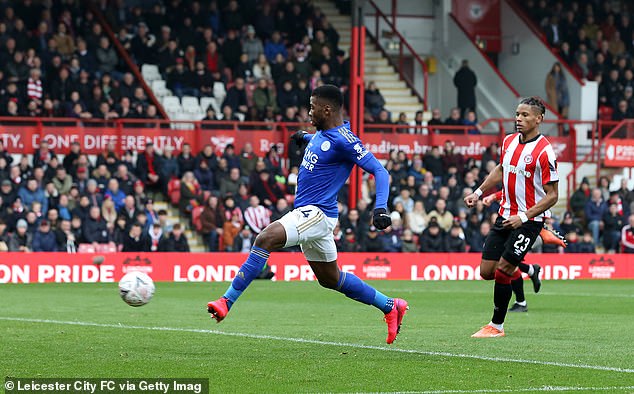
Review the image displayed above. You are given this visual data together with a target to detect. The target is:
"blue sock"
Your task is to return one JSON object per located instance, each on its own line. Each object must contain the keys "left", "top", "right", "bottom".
{"left": 223, "top": 246, "right": 270, "bottom": 308}
{"left": 336, "top": 271, "right": 394, "bottom": 314}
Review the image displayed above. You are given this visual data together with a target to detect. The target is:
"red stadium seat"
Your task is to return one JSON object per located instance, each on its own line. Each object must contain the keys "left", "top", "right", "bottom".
{"left": 168, "top": 178, "right": 181, "bottom": 206}
{"left": 191, "top": 206, "right": 205, "bottom": 232}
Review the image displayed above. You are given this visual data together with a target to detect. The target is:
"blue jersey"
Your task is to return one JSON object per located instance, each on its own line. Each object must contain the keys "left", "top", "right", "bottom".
{"left": 294, "top": 121, "right": 389, "bottom": 218}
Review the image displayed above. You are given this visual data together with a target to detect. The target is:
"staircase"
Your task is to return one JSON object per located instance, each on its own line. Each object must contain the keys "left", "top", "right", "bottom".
{"left": 314, "top": 0, "right": 424, "bottom": 121}
{"left": 154, "top": 201, "right": 206, "bottom": 252}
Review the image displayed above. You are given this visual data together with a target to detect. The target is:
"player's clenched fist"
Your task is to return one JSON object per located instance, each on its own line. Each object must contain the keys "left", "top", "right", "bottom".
{"left": 291, "top": 130, "right": 308, "bottom": 144}
{"left": 373, "top": 208, "right": 392, "bottom": 230}
{"left": 482, "top": 193, "right": 497, "bottom": 207}
{"left": 464, "top": 192, "right": 479, "bottom": 208}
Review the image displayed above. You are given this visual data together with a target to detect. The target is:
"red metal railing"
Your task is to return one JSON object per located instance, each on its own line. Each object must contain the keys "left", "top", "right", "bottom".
{"left": 366, "top": 0, "right": 428, "bottom": 109}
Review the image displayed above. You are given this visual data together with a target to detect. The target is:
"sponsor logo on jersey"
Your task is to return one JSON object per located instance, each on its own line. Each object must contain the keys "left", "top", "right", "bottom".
{"left": 503, "top": 163, "right": 531, "bottom": 178}
{"left": 301, "top": 149, "right": 319, "bottom": 171}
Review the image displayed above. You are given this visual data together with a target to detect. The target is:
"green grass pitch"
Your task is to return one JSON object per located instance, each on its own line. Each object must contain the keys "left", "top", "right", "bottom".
{"left": 1, "top": 279, "right": 633, "bottom": 393}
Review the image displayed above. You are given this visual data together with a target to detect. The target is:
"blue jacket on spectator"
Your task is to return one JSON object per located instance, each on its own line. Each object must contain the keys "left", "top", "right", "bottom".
{"left": 105, "top": 189, "right": 126, "bottom": 211}
{"left": 584, "top": 199, "right": 606, "bottom": 222}
{"left": 32, "top": 230, "right": 58, "bottom": 251}
{"left": 18, "top": 186, "right": 48, "bottom": 214}
{"left": 264, "top": 41, "right": 287, "bottom": 63}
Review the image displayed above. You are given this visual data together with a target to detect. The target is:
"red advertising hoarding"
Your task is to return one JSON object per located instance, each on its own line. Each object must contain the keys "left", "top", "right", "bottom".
{"left": 0, "top": 253, "right": 630, "bottom": 284}
{"left": 604, "top": 139, "right": 634, "bottom": 167}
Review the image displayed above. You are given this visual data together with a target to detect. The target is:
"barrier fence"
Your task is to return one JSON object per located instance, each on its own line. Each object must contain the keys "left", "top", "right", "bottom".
{"left": 0, "top": 252, "right": 630, "bottom": 284}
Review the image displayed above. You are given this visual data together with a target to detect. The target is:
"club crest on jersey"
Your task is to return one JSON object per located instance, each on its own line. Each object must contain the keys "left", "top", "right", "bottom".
{"left": 524, "top": 155, "right": 533, "bottom": 164}
{"left": 321, "top": 141, "right": 331, "bottom": 151}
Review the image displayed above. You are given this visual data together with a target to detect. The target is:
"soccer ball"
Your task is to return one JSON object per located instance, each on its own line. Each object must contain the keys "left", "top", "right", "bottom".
{"left": 118, "top": 271, "right": 155, "bottom": 307}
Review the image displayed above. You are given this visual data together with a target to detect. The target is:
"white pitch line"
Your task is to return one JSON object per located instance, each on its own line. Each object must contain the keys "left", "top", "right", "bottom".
{"left": 1, "top": 317, "right": 633, "bottom": 374}
{"left": 368, "top": 386, "right": 634, "bottom": 394}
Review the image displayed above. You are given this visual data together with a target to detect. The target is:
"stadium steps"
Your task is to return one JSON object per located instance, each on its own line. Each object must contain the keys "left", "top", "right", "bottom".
{"left": 154, "top": 201, "right": 206, "bottom": 252}
{"left": 314, "top": 0, "right": 424, "bottom": 121}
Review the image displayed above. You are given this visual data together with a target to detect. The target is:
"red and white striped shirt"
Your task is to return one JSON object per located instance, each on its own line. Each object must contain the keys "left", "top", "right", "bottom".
{"left": 498, "top": 133, "right": 559, "bottom": 221}
{"left": 244, "top": 205, "right": 271, "bottom": 234}
{"left": 27, "top": 78, "right": 43, "bottom": 101}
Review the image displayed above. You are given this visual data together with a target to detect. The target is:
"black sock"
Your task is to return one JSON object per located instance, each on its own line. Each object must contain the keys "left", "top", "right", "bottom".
{"left": 518, "top": 262, "right": 530, "bottom": 274}
{"left": 511, "top": 277, "right": 525, "bottom": 303}
{"left": 492, "top": 282, "right": 513, "bottom": 325}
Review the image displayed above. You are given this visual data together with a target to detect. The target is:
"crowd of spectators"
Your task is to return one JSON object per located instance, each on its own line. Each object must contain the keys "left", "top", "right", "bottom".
{"left": 3, "top": 131, "right": 634, "bottom": 254}
{"left": 522, "top": 0, "right": 634, "bottom": 119}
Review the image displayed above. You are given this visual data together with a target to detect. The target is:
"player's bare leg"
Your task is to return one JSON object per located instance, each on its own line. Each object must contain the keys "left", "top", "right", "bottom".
{"left": 479, "top": 259, "right": 498, "bottom": 280}
{"left": 309, "top": 261, "right": 408, "bottom": 344}
{"left": 207, "top": 222, "right": 286, "bottom": 322}
{"left": 472, "top": 258, "right": 519, "bottom": 338}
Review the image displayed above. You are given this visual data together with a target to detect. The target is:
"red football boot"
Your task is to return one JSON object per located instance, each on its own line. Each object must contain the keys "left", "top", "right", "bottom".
{"left": 384, "top": 298, "right": 409, "bottom": 344}
{"left": 207, "top": 297, "right": 229, "bottom": 323}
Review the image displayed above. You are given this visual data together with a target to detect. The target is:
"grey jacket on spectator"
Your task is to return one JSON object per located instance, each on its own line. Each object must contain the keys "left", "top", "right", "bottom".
{"left": 8, "top": 232, "right": 32, "bottom": 251}
{"left": 96, "top": 46, "right": 118, "bottom": 74}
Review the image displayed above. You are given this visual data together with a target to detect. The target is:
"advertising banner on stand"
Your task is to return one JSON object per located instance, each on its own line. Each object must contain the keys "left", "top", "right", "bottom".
{"left": 0, "top": 253, "right": 632, "bottom": 284}
{"left": 604, "top": 139, "right": 634, "bottom": 167}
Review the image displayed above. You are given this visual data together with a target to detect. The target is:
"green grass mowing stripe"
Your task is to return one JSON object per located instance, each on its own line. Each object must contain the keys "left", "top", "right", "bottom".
{"left": 359, "top": 386, "right": 634, "bottom": 393}
{"left": 1, "top": 316, "right": 632, "bottom": 374}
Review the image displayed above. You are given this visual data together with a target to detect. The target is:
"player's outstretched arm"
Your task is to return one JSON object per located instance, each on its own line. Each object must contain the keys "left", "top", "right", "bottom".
{"left": 358, "top": 153, "right": 392, "bottom": 230}
{"left": 290, "top": 130, "right": 311, "bottom": 144}
{"left": 464, "top": 164, "right": 503, "bottom": 207}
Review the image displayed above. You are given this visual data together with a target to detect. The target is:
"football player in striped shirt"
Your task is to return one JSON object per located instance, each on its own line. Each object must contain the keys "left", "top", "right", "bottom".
{"left": 464, "top": 97, "right": 560, "bottom": 337}
{"left": 208, "top": 85, "right": 408, "bottom": 344}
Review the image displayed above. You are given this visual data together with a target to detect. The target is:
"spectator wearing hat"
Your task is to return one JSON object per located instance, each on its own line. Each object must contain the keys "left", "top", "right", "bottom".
{"left": 32, "top": 220, "right": 57, "bottom": 251}
{"left": 160, "top": 147, "right": 179, "bottom": 184}
{"left": 363, "top": 226, "right": 384, "bottom": 252}
{"left": 378, "top": 222, "right": 402, "bottom": 252}
{"left": 338, "top": 227, "right": 363, "bottom": 252}
{"left": 0, "top": 179, "right": 16, "bottom": 208}
{"left": 419, "top": 221, "right": 445, "bottom": 252}
{"left": 159, "top": 223, "right": 189, "bottom": 252}
{"left": 9, "top": 219, "right": 32, "bottom": 252}
{"left": 243, "top": 25, "right": 264, "bottom": 63}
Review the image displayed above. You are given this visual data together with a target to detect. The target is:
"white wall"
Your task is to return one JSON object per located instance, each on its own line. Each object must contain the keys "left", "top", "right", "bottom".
{"left": 363, "top": 13, "right": 435, "bottom": 54}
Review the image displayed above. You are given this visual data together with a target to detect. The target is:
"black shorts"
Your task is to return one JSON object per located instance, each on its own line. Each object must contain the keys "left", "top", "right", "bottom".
{"left": 482, "top": 216, "right": 543, "bottom": 265}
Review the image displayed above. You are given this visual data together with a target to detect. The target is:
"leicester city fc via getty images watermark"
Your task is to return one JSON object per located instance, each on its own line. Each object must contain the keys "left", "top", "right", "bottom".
{"left": 4, "top": 378, "right": 208, "bottom": 394}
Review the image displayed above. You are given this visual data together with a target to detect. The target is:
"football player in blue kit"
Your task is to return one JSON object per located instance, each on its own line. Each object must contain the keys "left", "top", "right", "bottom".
{"left": 207, "top": 84, "right": 409, "bottom": 344}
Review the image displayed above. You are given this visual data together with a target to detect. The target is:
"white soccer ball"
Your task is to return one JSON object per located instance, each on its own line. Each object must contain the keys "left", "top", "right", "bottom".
{"left": 118, "top": 271, "right": 155, "bottom": 307}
